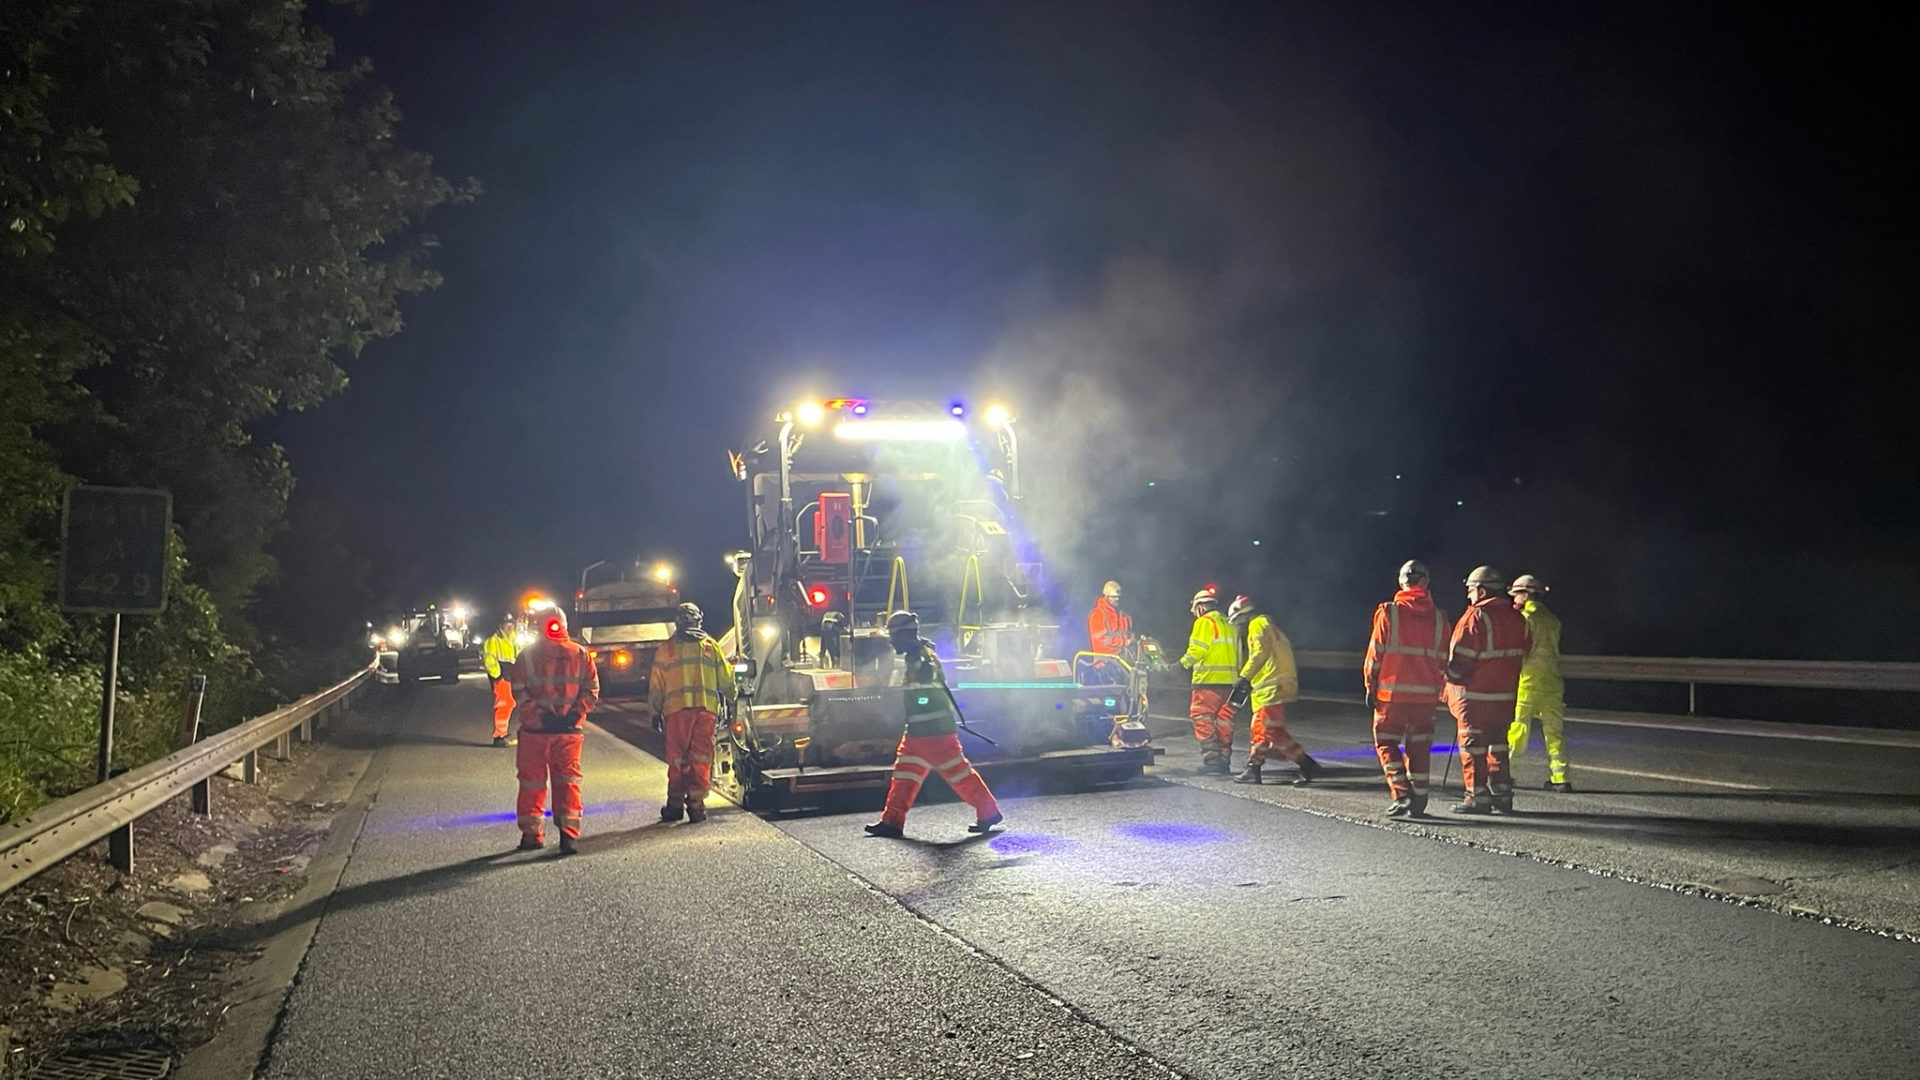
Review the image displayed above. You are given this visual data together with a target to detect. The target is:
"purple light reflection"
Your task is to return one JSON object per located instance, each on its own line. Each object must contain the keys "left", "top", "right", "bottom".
{"left": 987, "top": 832, "right": 1076, "bottom": 856}
{"left": 1113, "top": 822, "right": 1229, "bottom": 845}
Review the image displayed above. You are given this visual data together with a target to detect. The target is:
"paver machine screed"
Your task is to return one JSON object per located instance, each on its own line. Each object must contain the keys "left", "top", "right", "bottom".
{"left": 714, "top": 397, "right": 1159, "bottom": 810}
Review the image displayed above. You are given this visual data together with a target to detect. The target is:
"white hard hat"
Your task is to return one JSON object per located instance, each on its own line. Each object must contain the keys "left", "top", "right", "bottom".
{"left": 1102, "top": 580, "right": 1122, "bottom": 599}
{"left": 1190, "top": 586, "right": 1219, "bottom": 615}
{"left": 1465, "top": 565, "right": 1505, "bottom": 588}
{"left": 1226, "top": 594, "right": 1256, "bottom": 623}
{"left": 1509, "top": 573, "right": 1547, "bottom": 595}
{"left": 1398, "top": 560, "right": 1430, "bottom": 587}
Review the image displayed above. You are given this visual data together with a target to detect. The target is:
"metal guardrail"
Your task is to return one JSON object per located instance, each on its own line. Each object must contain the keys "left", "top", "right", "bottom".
{"left": 0, "top": 666, "right": 374, "bottom": 896}
{"left": 1295, "top": 651, "right": 1920, "bottom": 709}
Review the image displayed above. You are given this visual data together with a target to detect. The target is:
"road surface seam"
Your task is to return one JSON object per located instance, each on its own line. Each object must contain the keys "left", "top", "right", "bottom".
{"left": 1150, "top": 764, "right": 1919, "bottom": 944}
{"left": 240, "top": 731, "right": 397, "bottom": 1080}
{"left": 590, "top": 716, "right": 1195, "bottom": 1078}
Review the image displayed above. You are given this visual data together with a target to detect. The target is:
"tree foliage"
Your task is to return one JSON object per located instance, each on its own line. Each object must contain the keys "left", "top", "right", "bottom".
{"left": 0, "top": 0, "right": 467, "bottom": 816}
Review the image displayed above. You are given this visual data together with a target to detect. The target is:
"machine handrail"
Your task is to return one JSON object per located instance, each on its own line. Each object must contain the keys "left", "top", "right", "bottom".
{"left": 0, "top": 666, "right": 374, "bottom": 896}
{"left": 1293, "top": 651, "right": 1920, "bottom": 693}
{"left": 885, "top": 555, "right": 910, "bottom": 615}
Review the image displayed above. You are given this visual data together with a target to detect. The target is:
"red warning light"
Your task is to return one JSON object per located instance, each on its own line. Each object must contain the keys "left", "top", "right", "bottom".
{"left": 546, "top": 618, "right": 564, "bottom": 639}
{"left": 807, "top": 586, "right": 830, "bottom": 607}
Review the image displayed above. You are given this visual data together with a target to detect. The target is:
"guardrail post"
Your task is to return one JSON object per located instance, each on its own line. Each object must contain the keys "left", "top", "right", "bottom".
{"left": 274, "top": 730, "right": 292, "bottom": 760}
{"left": 243, "top": 749, "right": 258, "bottom": 784}
{"left": 108, "top": 825, "right": 133, "bottom": 875}
{"left": 298, "top": 717, "right": 312, "bottom": 742}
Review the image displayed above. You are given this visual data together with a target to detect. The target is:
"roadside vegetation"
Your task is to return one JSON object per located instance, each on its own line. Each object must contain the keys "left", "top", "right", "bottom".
{"left": 0, "top": 0, "right": 469, "bottom": 820}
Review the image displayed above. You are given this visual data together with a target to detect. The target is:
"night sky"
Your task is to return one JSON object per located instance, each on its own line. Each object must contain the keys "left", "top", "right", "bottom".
{"left": 272, "top": 2, "right": 1916, "bottom": 666}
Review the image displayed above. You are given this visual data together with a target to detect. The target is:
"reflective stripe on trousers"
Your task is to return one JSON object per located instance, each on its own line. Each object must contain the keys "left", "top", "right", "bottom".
{"left": 1189, "top": 686, "right": 1235, "bottom": 764}
{"left": 880, "top": 731, "right": 999, "bottom": 828}
{"left": 662, "top": 707, "right": 717, "bottom": 810}
{"left": 1373, "top": 702, "right": 1435, "bottom": 801}
{"left": 515, "top": 731, "right": 584, "bottom": 840}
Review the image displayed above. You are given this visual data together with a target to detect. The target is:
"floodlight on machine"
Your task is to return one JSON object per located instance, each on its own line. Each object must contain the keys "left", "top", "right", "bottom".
{"left": 983, "top": 403, "right": 1012, "bottom": 428}
{"left": 831, "top": 418, "right": 968, "bottom": 442}
{"left": 796, "top": 401, "right": 826, "bottom": 427}
{"left": 652, "top": 562, "right": 674, "bottom": 583}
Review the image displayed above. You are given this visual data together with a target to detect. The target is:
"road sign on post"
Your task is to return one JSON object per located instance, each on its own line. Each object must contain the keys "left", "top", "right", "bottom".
{"left": 59, "top": 486, "right": 170, "bottom": 615}
{"left": 58, "top": 486, "right": 171, "bottom": 875}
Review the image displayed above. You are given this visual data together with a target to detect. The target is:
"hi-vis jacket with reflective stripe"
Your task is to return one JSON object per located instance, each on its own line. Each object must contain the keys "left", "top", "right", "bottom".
{"left": 482, "top": 631, "right": 518, "bottom": 679}
{"left": 1515, "top": 599, "right": 1564, "bottom": 714}
{"left": 1238, "top": 613, "right": 1298, "bottom": 708}
{"left": 1087, "top": 596, "right": 1132, "bottom": 656}
{"left": 509, "top": 636, "right": 599, "bottom": 733}
{"left": 1181, "top": 610, "right": 1241, "bottom": 685}
{"left": 648, "top": 632, "right": 731, "bottom": 718}
{"left": 1364, "top": 587, "right": 1447, "bottom": 704}
{"left": 1445, "top": 596, "right": 1531, "bottom": 710}
{"left": 891, "top": 639, "right": 957, "bottom": 736}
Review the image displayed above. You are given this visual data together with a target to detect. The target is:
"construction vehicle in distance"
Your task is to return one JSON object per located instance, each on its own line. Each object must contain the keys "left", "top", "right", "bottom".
{"left": 714, "top": 397, "right": 1160, "bottom": 810}
{"left": 392, "top": 604, "right": 467, "bottom": 684}
{"left": 574, "top": 560, "right": 680, "bottom": 698}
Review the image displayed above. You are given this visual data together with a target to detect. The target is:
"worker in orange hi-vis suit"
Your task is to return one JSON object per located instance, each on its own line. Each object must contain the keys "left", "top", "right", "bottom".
{"left": 864, "top": 611, "right": 1002, "bottom": 840}
{"left": 481, "top": 613, "right": 519, "bottom": 747}
{"left": 508, "top": 607, "right": 599, "bottom": 855}
{"left": 1364, "top": 560, "right": 1449, "bottom": 818}
{"left": 1087, "top": 580, "right": 1133, "bottom": 655}
{"left": 647, "top": 603, "right": 733, "bottom": 824}
{"left": 1444, "top": 566, "right": 1531, "bottom": 815}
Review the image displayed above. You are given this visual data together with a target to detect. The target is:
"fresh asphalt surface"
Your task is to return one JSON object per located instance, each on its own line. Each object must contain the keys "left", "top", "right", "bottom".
{"left": 257, "top": 677, "right": 1918, "bottom": 1079}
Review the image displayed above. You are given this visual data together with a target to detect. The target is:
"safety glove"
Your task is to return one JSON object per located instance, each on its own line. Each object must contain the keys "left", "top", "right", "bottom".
{"left": 652, "top": 710, "right": 665, "bottom": 733}
{"left": 1227, "top": 677, "right": 1253, "bottom": 709}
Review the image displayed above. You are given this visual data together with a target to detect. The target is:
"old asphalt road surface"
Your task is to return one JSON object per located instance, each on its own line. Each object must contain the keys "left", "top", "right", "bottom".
{"left": 246, "top": 682, "right": 1917, "bottom": 1079}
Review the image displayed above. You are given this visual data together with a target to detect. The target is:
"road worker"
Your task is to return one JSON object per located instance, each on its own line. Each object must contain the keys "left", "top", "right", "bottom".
{"left": 1506, "top": 574, "right": 1570, "bottom": 791}
{"left": 648, "top": 602, "right": 733, "bottom": 823}
{"left": 1178, "top": 585, "right": 1242, "bottom": 775}
{"left": 865, "top": 611, "right": 1003, "bottom": 839}
{"left": 1081, "top": 580, "right": 1134, "bottom": 687}
{"left": 509, "top": 606, "right": 599, "bottom": 855}
{"left": 1088, "top": 580, "right": 1133, "bottom": 655}
{"left": 1364, "top": 561, "right": 1448, "bottom": 817}
{"left": 481, "top": 613, "right": 518, "bottom": 747}
{"left": 1227, "top": 595, "right": 1322, "bottom": 785}
{"left": 1445, "top": 566, "right": 1531, "bottom": 814}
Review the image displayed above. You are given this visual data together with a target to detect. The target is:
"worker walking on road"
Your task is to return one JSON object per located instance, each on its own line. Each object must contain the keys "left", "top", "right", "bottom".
{"left": 866, "top": 611, "right": 1002, "bottom": 839}
{"left": 1228, "top": 595, "right": 1323, "bottom": 786}
{"left": 481, "top": 613, "right": 519, "bottom": 747}
{"left": 1179, "top": 586, "right": 1242, "bottom": 775}
{"left": 1364, "top": 561, "right": 1448, "bottom": 817}
{"left": 509, "top": 607, "right": 599, "bottom": 855}
{"left": 1506, "top": 574, "right": 1570, "bottom": 792}
{"left": 1445, "top": 566, "right": 1531, "bottom": 814}
{"left": 648, "top": 603, "right": 733, "bottom": 824}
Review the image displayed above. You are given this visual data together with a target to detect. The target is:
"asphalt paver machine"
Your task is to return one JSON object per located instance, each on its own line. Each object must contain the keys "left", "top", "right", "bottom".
{"left": 714, "top": 397, "right": 1159, "bottom": 810}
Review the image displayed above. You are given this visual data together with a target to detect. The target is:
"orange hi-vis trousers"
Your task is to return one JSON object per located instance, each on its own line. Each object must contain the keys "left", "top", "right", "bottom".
{"left": 662, "top": 707, "right": 718, "bottom": 811}
{"left": 1189, "top": 686, "right": 1236, "bottom": 765}
{"left": 1245, "top": 703, "right": 1307, "bottom": 766}
{"left": 1372, "top": 702, "right": 1436, "bottom": 801}
{"left": 1448, "top": 690, "right": 1513, "bottom": 803}
{"left": 880, "top": 732, "right": 1000, "bottom": 828}
{"left": 516, "top": 731, "right": 583, "bottom": 841}
{"left": 490, "top": 678, "right": 514, "bottom": 739}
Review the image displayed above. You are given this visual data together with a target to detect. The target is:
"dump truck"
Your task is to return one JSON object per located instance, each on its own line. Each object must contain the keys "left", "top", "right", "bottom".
{"left": 573, "top": 560, "right": 681, "bottom": 698}
{"left": 713, "top": 397, "right": 1159, "bottom": 810}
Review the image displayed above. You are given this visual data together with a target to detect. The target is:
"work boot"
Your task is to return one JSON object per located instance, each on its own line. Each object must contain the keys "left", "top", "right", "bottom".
{"left": 1408, "top": 795, "right": 1429, "bottom": 817}
{"left": 686, "top": 803, "right": 708, "bottom": 824}
{"left": 1195, "top": 755, "right": 1223, "bottom": 776}
{"left": 1492, "top": 793, "right": 1515, "bottom": 814}
{"left": 967, "top": 812, "right": 1004, "bottom": 834}
{"left": 1545, "top": 779, "right": 1573, "bottom": 793}
{"left": 1291, "top": 754, "right": 1325, "bottom": 787}
{"left": 492, "top": 736, "right": 509, "bottom": 748}
{"left": 1385, "top": 797, "right": 1413, "bottom": 818}
{"left": 517, "top": 834, "right": 544, "bottom": 851}
{"left": 557, "top": 835, "right": 578, "bottom": 856}
{"left": 1211, "top": 756, "right": 1233, "bottom": 776}
{"left": 659, "top": 803, "right": 684, "bottom": 823}
{"left": 864, "top": 821, "right": 904, "bottom": 839}
{"left": 1233, "top": 763, "right": 1263, "bottom": 785}
{"left": 1450, "top": 798, "right": 1493, "bottom": 815}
